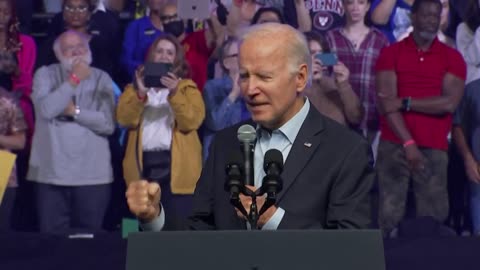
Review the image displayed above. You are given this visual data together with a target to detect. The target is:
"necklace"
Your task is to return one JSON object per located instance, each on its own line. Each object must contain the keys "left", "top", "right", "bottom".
{"left": 342, "top": 28, "right": 370, "bottom": 50}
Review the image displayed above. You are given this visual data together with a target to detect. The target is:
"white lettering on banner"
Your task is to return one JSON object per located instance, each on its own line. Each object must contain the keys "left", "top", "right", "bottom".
{"left": 305, "top": 0, "right": 344, "bottom": 16}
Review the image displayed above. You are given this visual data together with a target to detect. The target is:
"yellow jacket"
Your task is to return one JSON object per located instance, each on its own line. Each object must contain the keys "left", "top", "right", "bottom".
{"left": 116, "top": 80, "right": 205, "bottom": 194}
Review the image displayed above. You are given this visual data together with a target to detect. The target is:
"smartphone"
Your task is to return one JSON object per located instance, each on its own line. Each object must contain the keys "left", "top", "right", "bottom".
{"left": 315, "top": 53, "right": 338, "bottom": 66}
{"left": 144, "top": 62, "right": 173, "bottom": 88}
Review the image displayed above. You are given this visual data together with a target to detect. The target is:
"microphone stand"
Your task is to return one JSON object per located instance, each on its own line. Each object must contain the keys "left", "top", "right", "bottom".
{"left": 243, "top": 188, "right": 259, "bottom": 230}
{"left": 238, "top": 175, "right": 281, "bottom": 230}
{"left": 226, "top": 159, "right": 282, "bottom": 230}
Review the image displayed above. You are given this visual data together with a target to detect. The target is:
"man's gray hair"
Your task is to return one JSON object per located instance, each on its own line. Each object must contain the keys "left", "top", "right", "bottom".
{"left": 53, "top": 30, "right": 91, "bottom": 61}
{"left": 239, "top": 23, "right": 312, "bottom": 84}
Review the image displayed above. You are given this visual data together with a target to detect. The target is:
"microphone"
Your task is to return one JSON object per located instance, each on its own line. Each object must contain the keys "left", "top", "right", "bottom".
{"left": 237, "top": 124, "right": 256, "bottom": 186}
{"left": 262, "top": 149, "right": 284, "bottom": 196}
{"left": 224, "top": 151, "right": 244, "bottom": 196}
{"left": 258, "top": 149, "right": 284, "bottom": 217}
{"left": 224, "top": 151, "right": 249, "bottom": 219}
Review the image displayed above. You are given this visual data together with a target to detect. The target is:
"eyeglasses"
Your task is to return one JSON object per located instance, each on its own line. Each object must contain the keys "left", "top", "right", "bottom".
{"left": 64, "top": 6, "right": 89, "bottom": 14}
{"left": 62, "top": 44, "right": 87, "bottom": 54}
{"left": 160, "top": 14, "right": 179, "bottom": 22}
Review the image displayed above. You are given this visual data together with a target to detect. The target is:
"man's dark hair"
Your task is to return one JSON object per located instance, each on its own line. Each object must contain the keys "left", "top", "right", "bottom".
{"left": 411, "top": 0, "right": 442, "bottom": 14}
{"left": 304, "top": 31, "right": 331, "bottom": 54}
{"left": 251, "top": 7, "right": 286, "bottom": 25}
{"left": 464, "top": 0, "right": 480, "bottom": 31}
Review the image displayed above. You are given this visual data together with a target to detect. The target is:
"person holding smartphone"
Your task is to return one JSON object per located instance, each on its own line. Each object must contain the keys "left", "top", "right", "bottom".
{"left": 117, "top": 34, "right": 205, "bottom": 229}
{"left": 304, "top": 31, "right": 363, "bottom": 127}
{"left": 202, "top": 37, "right": 250, "bottom": 161}
{"left": 326, "top": 0, "right": 389, "bottom": 159}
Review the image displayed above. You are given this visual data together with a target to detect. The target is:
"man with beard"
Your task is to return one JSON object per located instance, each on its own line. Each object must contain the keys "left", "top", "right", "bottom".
{"left": 375, "top": 0, "right": 466, "bottom": 237}
{"left": 28, "top": 30, "right": 115, "bottom": 233}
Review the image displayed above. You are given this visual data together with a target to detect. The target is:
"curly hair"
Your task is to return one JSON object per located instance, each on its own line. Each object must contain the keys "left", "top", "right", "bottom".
{"left": 145, "top": 34, "right": 191, "bottom": 79}
{"left": 0, "top": 0, "right": 21, "bottom": 53}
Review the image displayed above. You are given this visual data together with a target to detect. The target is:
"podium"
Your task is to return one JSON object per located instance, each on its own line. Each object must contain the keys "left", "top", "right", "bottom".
{"left": 126, "top": 230, "right": 385, "bottom": 270}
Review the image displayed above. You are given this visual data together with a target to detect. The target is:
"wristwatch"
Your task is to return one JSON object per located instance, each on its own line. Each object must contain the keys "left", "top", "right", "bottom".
{"left": 73, "top": 106, "right": 81, "bottom": 120}
{"left": 401, "top": 96, "right": 411, "bottom": 112}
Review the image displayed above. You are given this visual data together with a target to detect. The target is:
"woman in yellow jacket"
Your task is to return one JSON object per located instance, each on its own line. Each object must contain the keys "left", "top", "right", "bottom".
{"left": 117, "top": 35, "right": 205, "bottom": 228}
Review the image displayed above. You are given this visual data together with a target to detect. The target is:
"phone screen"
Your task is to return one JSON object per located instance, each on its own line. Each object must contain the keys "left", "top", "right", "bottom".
{"left": 144, "top": 62, "right": 173, "bottom": 88}
{"left": 315, "top": 53, "right": 338, "bottom": 66}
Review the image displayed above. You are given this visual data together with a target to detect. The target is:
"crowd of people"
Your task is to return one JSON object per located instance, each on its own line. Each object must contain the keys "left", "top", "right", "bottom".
{"left": 0, "top": 0, "right": 479, "bottom": 238}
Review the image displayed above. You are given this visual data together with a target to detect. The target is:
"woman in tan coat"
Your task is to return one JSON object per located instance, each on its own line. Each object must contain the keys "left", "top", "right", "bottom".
{"left": 117, "top": 35, "right": 205, "bottom": 228}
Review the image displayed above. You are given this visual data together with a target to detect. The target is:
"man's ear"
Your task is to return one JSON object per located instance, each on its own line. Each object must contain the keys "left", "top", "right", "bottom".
{"left": 296, "top": 64, "right": 309, "bottom": 94}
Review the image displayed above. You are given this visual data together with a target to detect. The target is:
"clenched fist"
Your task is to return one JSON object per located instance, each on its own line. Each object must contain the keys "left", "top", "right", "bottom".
{"left": 71, "top": 59, "right": 91, "bottom": 81}
{"left": 126, "top": 180, "right": 161, "bottom": 223}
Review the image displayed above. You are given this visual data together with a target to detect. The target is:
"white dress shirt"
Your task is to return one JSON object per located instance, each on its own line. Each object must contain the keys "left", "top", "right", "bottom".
{"left": 142, "top": 88, "right": 174, "bottom": 151}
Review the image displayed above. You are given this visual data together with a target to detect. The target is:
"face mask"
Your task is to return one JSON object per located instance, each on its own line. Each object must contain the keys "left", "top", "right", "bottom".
{"left": 163, "top": 21, "right": 185, "bottom": 37}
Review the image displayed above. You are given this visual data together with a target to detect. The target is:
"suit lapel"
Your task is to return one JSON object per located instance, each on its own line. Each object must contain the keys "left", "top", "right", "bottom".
{"left": 277, "top": 107, "right": 325, "bottom": 202}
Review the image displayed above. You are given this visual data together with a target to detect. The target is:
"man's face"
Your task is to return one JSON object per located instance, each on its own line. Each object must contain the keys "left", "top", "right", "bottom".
{"left": 160, "top": 4, "right": 179, "bottom": 24}
{"left": 412, "top": 2, "right": 442, "bottom": 41}
{"left": 238, "top": 37, "right": 306, "bottom": 129}
{"left": 61, "top": 33, "right": 89, "bottom": 58}
{"left": 160, "top": 4, "right": 185, "bottom": 37}
{"left": 58, "top": 32, "right": 92, "bottom": 71}
{"left": 63, "top": 0, "right": 91, "bottom": 29}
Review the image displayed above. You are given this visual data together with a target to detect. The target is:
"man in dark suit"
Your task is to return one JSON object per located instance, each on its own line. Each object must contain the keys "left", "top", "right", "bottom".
{"left": 126, "top": 23, "right": 375, "bottom": 231}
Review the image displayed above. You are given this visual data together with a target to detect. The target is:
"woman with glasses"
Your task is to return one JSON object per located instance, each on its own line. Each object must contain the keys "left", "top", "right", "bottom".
{"left": 202, "top": 38, "right": 250, "bottom": 161}
{"left": 117, "top": 35, "right": 205, "bottom": 229}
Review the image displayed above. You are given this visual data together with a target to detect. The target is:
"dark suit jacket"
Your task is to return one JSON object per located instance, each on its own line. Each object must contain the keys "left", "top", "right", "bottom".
{"left": 181, "top": 105, "right": 375, "bottom": 230}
